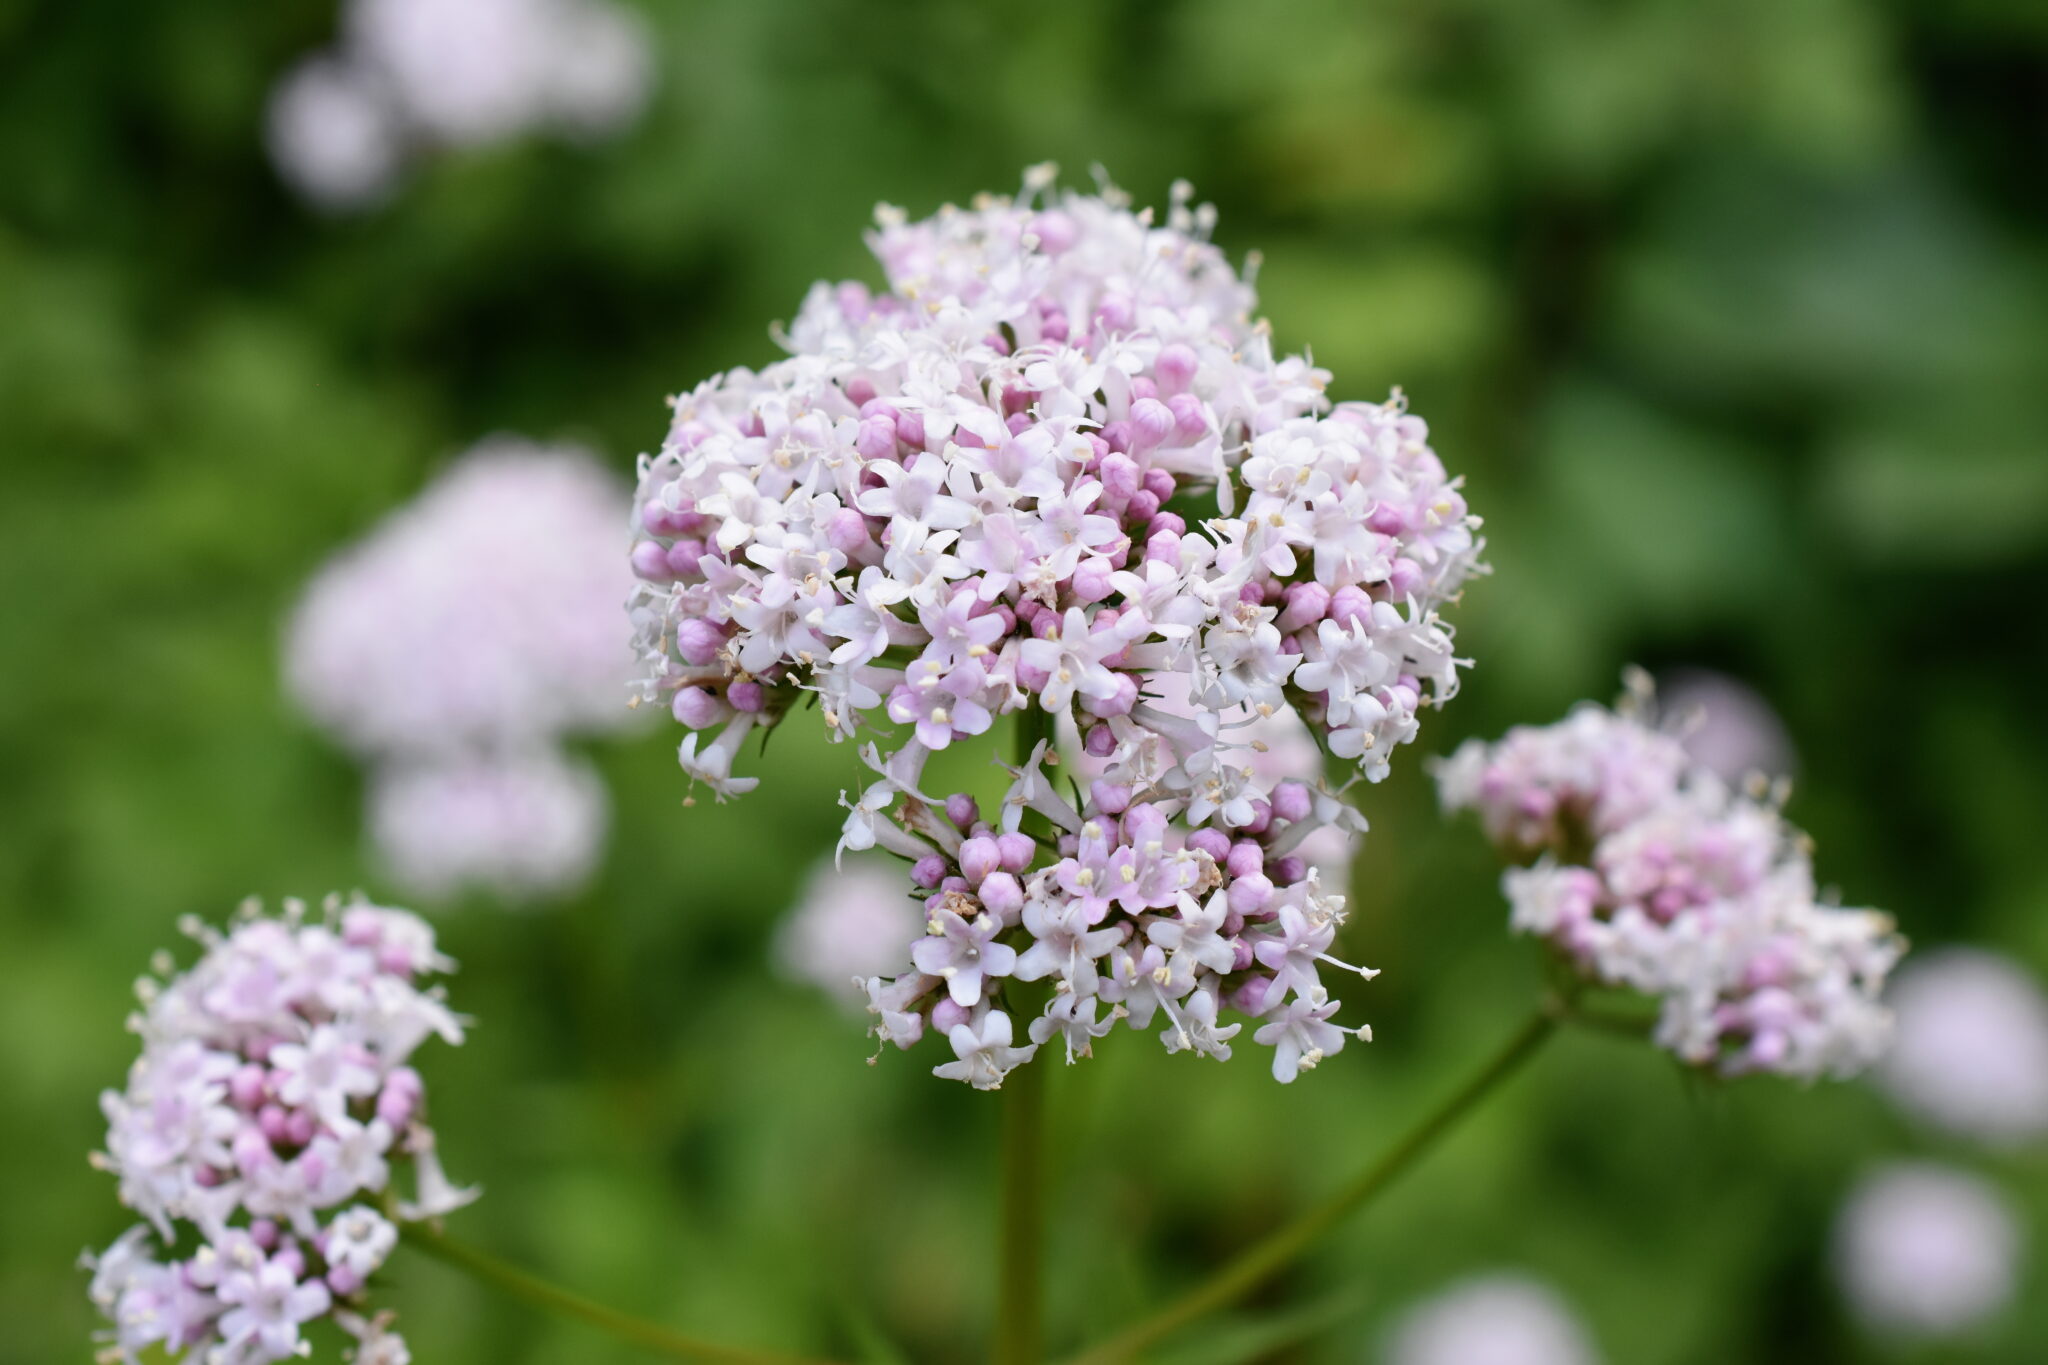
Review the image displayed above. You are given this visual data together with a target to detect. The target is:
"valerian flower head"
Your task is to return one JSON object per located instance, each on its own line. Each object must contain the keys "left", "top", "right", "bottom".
{"left": 288, "top": 438, "right": 641, "bottom": 758}
{"left": 367, "top": 748, "right": 610, "bottom": 904}
{"left": 1438, "top": 678, "right": 1902, "bottom": 1081}
{"left": 83, "top": 897, "right": 471, "bottom": 1364}
{"left": 630, "top": 169, "right": 1481, "bottom": 808}
{"left": 635, "top": 170, "right": 1479, "bottom": 1085}
{"left": 1833, "top": 1163, "right": 2023, "bottom": 1339}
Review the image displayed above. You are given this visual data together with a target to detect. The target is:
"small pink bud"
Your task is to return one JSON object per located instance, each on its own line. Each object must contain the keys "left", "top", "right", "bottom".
{"left": 671, "top": 686, "right": 725, "bottom": 730}
{"left": 1226, "top": 841, "right": 1265, "bottom": 879}
{"left": 328, "top": 1266, "right": 364, "bottom": 1297}
{"left": 1227, "top": 875, "right": 1274, "bottom": 916}
{"left": 230, "top": 1064, "right": 268, "bottom": 1110}
{"left": 1143, "top": 466, "right": 1179, "bottom": 501}
{"left": 945, "top": 793, "right": 981, "bottom": 829}
{"left": 932, "top": 997, "right": 970, "bottom": 1032}
{"left": 1328, "top": 585, "right": 1374, "bottom": 628}
{"left": 1155, "top": 343, "right": 1199, "bottom": 396}
{"left": 726, "top": 680, "right": 765, "bottom": 713}
{"left": 1276, "top": 582, "right": 1331, "bottom": 633}
{"left": 978, "top": 872, "right": 1023, "bottom": 920}
{"left": 1272, "top": 855, "right": 1308, "bottom": 885}
{"left": 1166, "top": 394, "right": 1206, "bottom": 440}
{"left": 1187, "top": 829, "right": 1231, "bottom": 862}
{"left": 996, "top": 831, "right": 1036, "bottom": 874}
{"left": 675, "top": 618, "right": 726, "bottom": 667}
{"left": 665, "top": 539, "right": 706, "bottom": 576}
{"left": 1271, "top": 781, "right": 1314, "bottom": 824}
{"left": 1128, "top": 398, "right": 1175, "bottom": 451}
{"left": 1083, "top": 723, "right": 1116, "bottom": 757}
{"left": 911, "top": 856, "right": 949, "bottom": 890}
{"left": 1090, "top": 780, "right": 1132, "bottom": 816}
{"left": 959, "top": 836, "right": 1001, "bottom": 885}
{"left": 630, "top": 541, "right": 674, "bottom": 582}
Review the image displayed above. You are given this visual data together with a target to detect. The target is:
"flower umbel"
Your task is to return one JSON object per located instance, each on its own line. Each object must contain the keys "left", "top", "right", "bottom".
{"left": 84, "top": 897, "right": 471, "bottom": 1364}
{"left": 1437, "top": 678, "right": 1902, "bottom": 1080}
{"left": 633, "top": 169, "right": 1479, "bottom": 1085}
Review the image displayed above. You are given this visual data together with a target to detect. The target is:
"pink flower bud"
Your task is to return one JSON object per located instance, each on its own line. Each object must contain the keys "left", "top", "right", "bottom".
{"left": 946, "top": 793, "right": 981, "bottom": 829}
{"left": 996, "top": 832, "right": 1036, "bottom": 874}
{"left": 978, "top": 872, "right": 1023, "bottom": 920}
{"left": 1125, "top": 490, "right": 1161, "bottom": 523}
{"left": 1099, "top": 453, "right": 1142, "bottom": 501}
{"left": 1276, "top": 581, "right": 1331, "bottom": 633}
{"left": 1226, "top": 841, "right": 1265, "bottom": 879}
{"left": 1187, "top": 828, "right": 1231, "bottom": 862}
{"left": 1155, "top": 343, "right": 1199, "bottom": 396}
{"left": 1071, "top": 557, "right": 1115, "bottom": 604}
{"left": 1083, "top": 723, "right": 1116, "bottom": 757}
{"left": 932, "top": 997, "right": 970, "bottom": 1033}
{"left": 328, "top": 1266, "right": 364, "bottom": 1297}
{"left": 1227, "top": 874, "right": 1274, "bottom": 916}
{"left": 671, "top": 686, "right": 725, "bottom": 730}
{"left": 1271, "top": 855, "right": 1308, "bottom": 885}
{"left": 665, "top": 539, "right": 706, "bottom": 577}
{"left": 856, "top": 414, "right": 898, "bottom": 459}
{"left": 726, "top": 680, "right": 765, "bottom": 713}
{"left": 1328, "top": 584, "right": 1374, "bottom": 628}
{"left": 1129, "top": 397, "right": 1175, "bottom": 451}
{"left": 1166, "top": 393, "right": 1207, "bottom": 439}
{"left": 230, "top": 1064, "right": 268, "bottom": 1110}
{"left": 826, "top": 508, "right": 873, "bottom": 556}
{"left": 1090, "top": 780, "right": 1132, "bottom": 815}
{"left": 675, "top": 618, "right": 725, "bottom": 667}
{"left": 911, "top": 855, "right": 949, "bottom": 889}
{"left": 1144, "top": 530, "right": 1181, "bottom": 565}
{"left": 1271, "top": 781, "right": 1314, "bottom": 824}
{"left": 1143, "top": 466, "right": 1179, "bottom": 501}
{"left": 959, "top": 836, "right": 1001, "bottom": 885}
{"left": 630, "top": 540, "right": 674, "bottom": 582}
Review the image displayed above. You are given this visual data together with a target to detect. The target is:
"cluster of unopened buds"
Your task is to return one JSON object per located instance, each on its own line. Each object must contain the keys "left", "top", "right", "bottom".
{"left": 628, "top": 167, "right": 1485, "bottom": 1085}
{"left": 1436, "top": 679, "right": 1902, "bottom": 1079}
{"left": 84, "top": 898, "right": 472, "bottom": 1364}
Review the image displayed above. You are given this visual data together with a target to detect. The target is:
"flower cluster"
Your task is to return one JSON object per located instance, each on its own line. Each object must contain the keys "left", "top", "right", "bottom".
{"left": 1833, "top": 1162, "right": 2023, "bottom": 1339}
{"left": 287, "top": 438, "right": 638, "bottom": 902}
{"left": 630, "top": 169, "right": 1482, "bottom": 1085}
{"left": 1383, "top": 1273, "right": 1602, "bottom": 1365}
{"left": 267, "top": 0, "right": 652, "bottom": 210}
{"left": 1437, "top": 684, "right": 1902, "bottom": 1080}
{"left": 84, "top": 898, "right": 471, "bottom": 1364}
{"left": 1877, "top": 948, "right": 2048, "bottom": 1146}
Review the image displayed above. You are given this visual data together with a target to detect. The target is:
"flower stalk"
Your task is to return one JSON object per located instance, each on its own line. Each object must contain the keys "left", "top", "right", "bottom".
{"left": 399, "top": 1222, "right": 835, "bottom": 1365}
{"left": 1059, "top": 1005, "right": 1560, "bottom": 1365}
{"left": 996, "top": 705, "right": 1056, "bottom": 1365}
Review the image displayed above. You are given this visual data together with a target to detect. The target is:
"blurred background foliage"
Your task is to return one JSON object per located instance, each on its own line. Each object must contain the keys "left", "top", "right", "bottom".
{"left": 3, "top": 0, "right": 2047, "bottom": 1361}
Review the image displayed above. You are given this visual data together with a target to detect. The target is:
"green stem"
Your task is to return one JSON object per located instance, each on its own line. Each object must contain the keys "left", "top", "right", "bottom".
{"left": 996, "top": 1056, "right": 1046, "bottom": 1365}
{"left": 1059, "top": 1007, "right": 1560, "bottom": 1365}
{"left": 399, "top": 1222, "right": 837, "bottom": 1365}
{"left": 996, "top": 704, "right": 1057, "bottom": 1365}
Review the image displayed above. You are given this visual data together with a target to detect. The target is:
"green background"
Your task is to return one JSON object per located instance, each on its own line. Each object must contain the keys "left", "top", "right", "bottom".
{"left": 3, "top": 0, "right": 2046, "bottom": 1360}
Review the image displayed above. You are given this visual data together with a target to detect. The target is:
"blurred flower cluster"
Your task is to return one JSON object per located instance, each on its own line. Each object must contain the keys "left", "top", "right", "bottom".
{"left": 631, "top": 169, "right": 1482, "bottom": 1085}
{"left": 267, "top": 0, "right": 653, "bottom": 210}
{"left": 287, "top": 438, "right": 638, "bottom": 902}
{"left": 85, "top": 898, "right": 470, "bottom": 1364}
{"left": 1438, "top": 679, "right": 1901, "bottom": 1079}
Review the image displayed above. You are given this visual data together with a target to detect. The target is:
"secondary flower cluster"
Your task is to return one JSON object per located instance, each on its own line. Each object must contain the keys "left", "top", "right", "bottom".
{"left": 855, "top": 748, "right": 1379, "bottom": 1087}
{"left": 85, "top": 898, "right": 471, "bottom": 1364}
{"left": 267, "top": 0, "right": 653, "bottom": 210}
{"left": 1437, "top": 688, "right": 1901, "bottom": 1080}
{"left": 629, "top": 169, "right": 1480, "bottom": 1083}
{"left": 287, "top": 439, "right": 637, "bottom": 902}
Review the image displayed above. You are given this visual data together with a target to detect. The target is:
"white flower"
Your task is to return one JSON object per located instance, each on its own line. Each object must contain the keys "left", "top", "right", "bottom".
{"left": 1385, "top": 1273, "right": 1602, "bottom": 1365}
{"left": 325, "top": 1205, "right": 400, "bottom": 1279}
{"left": 368, "top": 748, "right": 609, "bottom": 903}
{"left": 932, "top": 1009, "right": 1039, "bottom": 1090}
{"left": 1834, "top": 1163, "right": 2023, "bottom": 1338}
{"left": 1878, "top": 948, "right": 2048, "bottom": 1145}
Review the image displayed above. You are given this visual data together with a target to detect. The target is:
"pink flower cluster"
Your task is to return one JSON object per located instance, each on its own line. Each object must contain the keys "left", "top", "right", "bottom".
{"left": 84, "top": 898, "right": 471, "bottom": 1364}
{"left": 286, "top": 438, "right": 637, "bottom": 902}
{"left": 1437, "top": 687, "right": 1901, "bottom": 1079}
{"left": 629, "top": 169, "right": 1482, "bottom": 1084}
